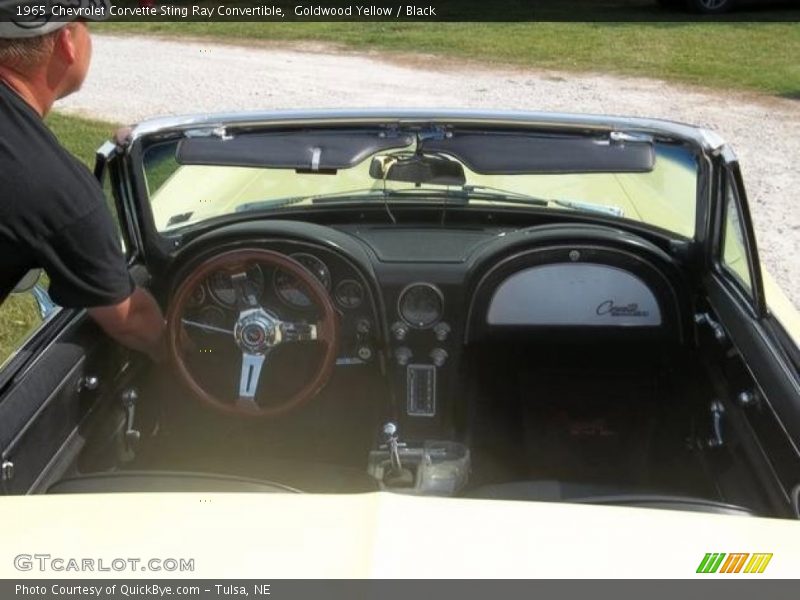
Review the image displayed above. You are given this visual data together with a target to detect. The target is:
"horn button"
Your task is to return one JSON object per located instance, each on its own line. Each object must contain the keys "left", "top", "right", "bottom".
{"left": 234, "top": 309, "right": 282, "bottom": 354}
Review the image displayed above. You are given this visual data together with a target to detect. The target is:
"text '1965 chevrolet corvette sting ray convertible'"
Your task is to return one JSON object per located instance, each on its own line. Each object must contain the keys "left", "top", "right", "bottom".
{"left": 2, "top": 109, "right": 800, "bottom": 526}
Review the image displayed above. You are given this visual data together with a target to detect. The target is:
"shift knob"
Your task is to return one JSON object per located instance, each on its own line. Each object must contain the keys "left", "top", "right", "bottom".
{"left": 382, "top": 422, "right": 398, "bottom": 439}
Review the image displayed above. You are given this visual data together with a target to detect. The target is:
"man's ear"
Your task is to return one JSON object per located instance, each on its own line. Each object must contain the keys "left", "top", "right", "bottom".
{"left": 53, "top": 25, "right": 78, "bottom": 65}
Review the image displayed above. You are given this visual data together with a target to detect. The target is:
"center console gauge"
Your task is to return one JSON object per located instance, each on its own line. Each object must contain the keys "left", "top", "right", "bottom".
{"left": 398, "top": 283, "right": 444, "bottom": 329}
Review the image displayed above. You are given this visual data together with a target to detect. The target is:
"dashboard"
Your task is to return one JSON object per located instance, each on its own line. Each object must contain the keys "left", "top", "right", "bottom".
{"left": 171, "top": 220, "right": 686, "bottom": 438}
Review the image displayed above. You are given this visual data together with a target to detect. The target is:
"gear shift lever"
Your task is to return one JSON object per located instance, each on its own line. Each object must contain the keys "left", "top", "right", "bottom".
{"left": 382, "top": 422, "right": 403, "bottom": 475}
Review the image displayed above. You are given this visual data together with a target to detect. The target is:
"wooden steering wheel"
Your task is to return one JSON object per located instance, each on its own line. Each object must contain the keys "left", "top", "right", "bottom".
{"left": 166, "top": 248, "right": 339, "bottom": 418}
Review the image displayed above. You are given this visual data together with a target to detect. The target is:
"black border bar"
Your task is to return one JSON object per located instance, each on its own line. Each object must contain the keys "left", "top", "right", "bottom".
{"left": 1, "top": 0, "right": 799, "bottom": 23}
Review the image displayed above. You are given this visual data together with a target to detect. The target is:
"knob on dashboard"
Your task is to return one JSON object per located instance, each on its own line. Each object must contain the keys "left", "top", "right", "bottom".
{"left": 430, "top": 348, "right": 448, "bottom": 367}
{"left": 433, "top": 322, "right": 451, "bottom": 342}
{"left": 391, "top": 321, "right": 409, "bottom": 341}
{"left": 395, "top": 346, "right": 412, "bottom": 366}
{"left": 356, "top": 318, "right": 372, "bottom": 336}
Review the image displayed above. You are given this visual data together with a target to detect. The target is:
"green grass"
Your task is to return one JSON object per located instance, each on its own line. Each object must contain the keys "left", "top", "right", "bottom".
{"left": 0, "top": 113, "right": 117, "bottom": 367}
{"left": 98, "top": 22, "right": 800, "bottom": 97}
{"left": 47, "top": 112, "right": 119, "bottom": 165}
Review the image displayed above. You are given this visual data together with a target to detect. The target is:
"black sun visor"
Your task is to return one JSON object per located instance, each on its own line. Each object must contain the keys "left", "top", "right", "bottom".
{"left": 175, "top": 130, "right": 415, "bottom": 171}
{"left": 174, "top": 128, "right": 654, "bottom": 174}
{"left": 422, "top": 131, "right": 655, "bottom": 174}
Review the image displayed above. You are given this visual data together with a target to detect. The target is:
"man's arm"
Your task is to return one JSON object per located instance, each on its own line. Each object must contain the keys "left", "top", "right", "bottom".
{"left": 88, "top": 287, "right": 166, "bottom": 362}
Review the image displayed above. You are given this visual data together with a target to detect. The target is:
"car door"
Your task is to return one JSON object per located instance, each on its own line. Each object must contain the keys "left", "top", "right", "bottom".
{"left": 0, "top": 143, "right": 143, "bottom": 495}
{"left": 702, "top": 147, "right": 800, "bottom": 516}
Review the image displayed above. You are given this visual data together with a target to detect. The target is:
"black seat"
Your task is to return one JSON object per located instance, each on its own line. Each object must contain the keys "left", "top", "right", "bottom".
{"left": 47, "top": 471, "right": 301, "bottom": 494}
{"left": 467, "top": 480, "right": 755, "bottom": 516}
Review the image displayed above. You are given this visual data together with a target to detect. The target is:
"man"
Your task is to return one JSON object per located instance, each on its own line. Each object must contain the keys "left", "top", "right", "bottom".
{"left": 0, "top": 7, "right": 166, "bottom": 361}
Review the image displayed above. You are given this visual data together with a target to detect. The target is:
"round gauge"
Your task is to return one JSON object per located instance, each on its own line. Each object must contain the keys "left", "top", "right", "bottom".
{"left": 273, "top": 253, "right": 331, "bottom": 309}
{"left": 334, "top": 279, "right": 364, "bottom": 310}
{"left": 187, "top": 283, "right": 207, "bottom": 308}
{"left": 398, "top": 283, "right": 444, "bottom": 329}
{"left": 208, "top": 265, "right": 265, "bottom": 307}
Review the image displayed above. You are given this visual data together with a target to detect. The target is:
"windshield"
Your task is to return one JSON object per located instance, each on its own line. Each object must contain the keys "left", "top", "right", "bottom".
{"left": 142, "top": 135, "right": 699, "bottom": 238}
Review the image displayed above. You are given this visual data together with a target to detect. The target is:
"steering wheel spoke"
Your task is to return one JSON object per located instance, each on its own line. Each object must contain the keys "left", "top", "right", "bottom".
{"left": 231, "top": 270, "right": 261, "bottom": 309}
{"left": 181, "top": 318, "right": 234, "bottom": 336}
{"left": 238, "top": 351, "right": 267, "bottom": 406}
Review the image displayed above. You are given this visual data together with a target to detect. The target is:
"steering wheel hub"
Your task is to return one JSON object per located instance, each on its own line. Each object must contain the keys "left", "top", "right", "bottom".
{"left": 235, "top": 309, "right": 281, "bottom": 354}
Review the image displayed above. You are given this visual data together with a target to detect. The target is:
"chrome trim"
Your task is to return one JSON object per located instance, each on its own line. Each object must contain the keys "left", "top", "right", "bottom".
{"left": 238, "top": 352, "right": 266, "bottom": 401}
{"left": 208, "top": 264, "right": 264, "bottom": 308}
{"left": 407, "top": 363, "right": 437, "bottom": 417}
{"left": 397, "top": 282, "right": 445, "bottom": 330}
{"left": 465, "top": 243, "right": 682, "bottom": 343}
{"left": 126, "top": 108, "right": 721, "bottom": 151}
{"left": 272, "top": 252, "right": 331, "bottom": 310}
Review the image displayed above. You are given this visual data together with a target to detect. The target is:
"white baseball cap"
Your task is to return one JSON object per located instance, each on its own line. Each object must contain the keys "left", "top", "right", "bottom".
{"left": 0, "top": 1, "right": 110, "bottom": 39}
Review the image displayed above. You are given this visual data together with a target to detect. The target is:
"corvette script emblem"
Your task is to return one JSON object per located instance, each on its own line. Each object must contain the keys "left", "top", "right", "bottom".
{"left": 596, "top": 300, "right": 650, "bottom": 317}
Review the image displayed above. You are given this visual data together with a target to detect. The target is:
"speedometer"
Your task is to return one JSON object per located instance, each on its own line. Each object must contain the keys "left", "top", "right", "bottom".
{"left": 208, "top": 265, "right": 265, "bottom": 307}
{"left": 273, "top": 253, "right": 331, "bottom": 309}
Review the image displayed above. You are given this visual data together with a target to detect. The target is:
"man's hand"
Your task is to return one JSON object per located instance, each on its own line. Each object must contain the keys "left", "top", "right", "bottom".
{"left": 88, "top": 287, "right": 166, "bottom": 362}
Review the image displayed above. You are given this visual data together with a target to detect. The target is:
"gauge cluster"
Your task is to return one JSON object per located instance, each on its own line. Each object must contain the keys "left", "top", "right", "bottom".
{"left": 184, "top": 251, "right": 366, "bottom": 314}
{"left": 207, "top": 265, "right": 265, "bottom": 307}
{"left": 180, "top": 247, "right": 376, "bottom": 366}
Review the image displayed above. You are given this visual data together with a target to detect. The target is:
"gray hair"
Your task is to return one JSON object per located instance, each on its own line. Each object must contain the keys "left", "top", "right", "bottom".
{"left": 0, "top": 30, "right": 59, "bottom": 72}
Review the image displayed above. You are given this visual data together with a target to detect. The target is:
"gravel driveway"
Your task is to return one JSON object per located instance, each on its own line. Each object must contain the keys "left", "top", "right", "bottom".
{"left": 57, "top": 34, "right": 800, "bottom": 309}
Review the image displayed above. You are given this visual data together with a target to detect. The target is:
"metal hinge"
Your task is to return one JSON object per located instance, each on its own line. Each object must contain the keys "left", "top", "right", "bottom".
{"left": 1, "top": 460, "right": 14, "bottom": 482}
{"left": 706, "top": 400, "right": 726, "bottom": 448}
{"left": 695, "top": 312, "right": 727, "bottom": 344}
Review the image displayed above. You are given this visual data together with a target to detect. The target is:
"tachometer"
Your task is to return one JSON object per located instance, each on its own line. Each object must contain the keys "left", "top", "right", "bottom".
{"left": 208, "top": 265, "right": 265, "bottom": 307}
{"left": 273, "top": 253, "right": 331, "bottom": 309}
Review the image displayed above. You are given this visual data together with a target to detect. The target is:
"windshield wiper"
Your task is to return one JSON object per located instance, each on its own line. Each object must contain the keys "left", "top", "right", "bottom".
{"left": 239, "top": 185, "right": 623, "bottom": 218}
{"left": 234, "top": 195, "right": 314, "bottom": 213}
{"left": 464, "top": 185, "right": 624, "bottom": 217}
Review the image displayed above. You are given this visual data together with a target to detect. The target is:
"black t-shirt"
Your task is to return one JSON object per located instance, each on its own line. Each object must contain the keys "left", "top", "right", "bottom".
{"left": 0, "top": 82, "right": 133, "bottom": 308}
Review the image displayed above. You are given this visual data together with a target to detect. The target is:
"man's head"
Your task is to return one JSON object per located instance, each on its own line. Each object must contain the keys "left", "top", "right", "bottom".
{"left": 0, "top": 1, "right": 107, "bottom": 113}
{"left": 0, "top": 23, "right": 92, "bottom": 98}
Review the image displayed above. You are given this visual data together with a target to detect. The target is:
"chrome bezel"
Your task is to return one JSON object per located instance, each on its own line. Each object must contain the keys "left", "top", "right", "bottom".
{"left": 397, "top": 282, "right": 444, "bottom": 329}
{"left": 207, "top": 265, "right": 265, "bottom": 308}
{"left": 273, "top": 252, "right": 331, "bottom": 310}
{"left": 334, "top": 279, "right": 365, "bottom": 310}
{"left": 186, "top": 282, "right": 207, "bottom": 308}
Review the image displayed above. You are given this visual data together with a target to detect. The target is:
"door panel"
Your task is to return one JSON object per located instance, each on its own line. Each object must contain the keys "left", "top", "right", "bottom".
{"left": 703, "top": 153, "right": 800, "bottom": 514}
{"left": 0, "top": 310, "right": 127, "bottom": 495}
{"left": 705, "top": 275, "right": 800, "bottom": 509}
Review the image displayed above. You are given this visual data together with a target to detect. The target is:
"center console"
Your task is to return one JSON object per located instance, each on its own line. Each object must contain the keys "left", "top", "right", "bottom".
{"left": 367, "top": 423, "right": 470, "bottom": 496}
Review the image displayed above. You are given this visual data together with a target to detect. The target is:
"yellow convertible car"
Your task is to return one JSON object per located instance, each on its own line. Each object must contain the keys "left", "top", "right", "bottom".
{"left": 2, "top": 111, "right": 799, "bottom": 569}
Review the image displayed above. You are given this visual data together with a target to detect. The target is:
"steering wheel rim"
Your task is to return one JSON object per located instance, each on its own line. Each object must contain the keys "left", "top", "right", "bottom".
{"left": 166, "top": 248, "right": 339, "bottom": 418}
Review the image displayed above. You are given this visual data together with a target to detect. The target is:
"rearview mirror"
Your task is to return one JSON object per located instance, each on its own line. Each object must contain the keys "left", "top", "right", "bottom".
{"left": 12, "top": 269, "right": 42, "bottom": 294}
{"left": 369, "top": 154, "right": 466, "bottom": 186}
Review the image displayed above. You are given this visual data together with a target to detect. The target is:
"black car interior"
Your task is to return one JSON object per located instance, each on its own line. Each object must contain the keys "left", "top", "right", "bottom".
{"left": 2, "top": 116, "right": 798, "bottom": 520}
{"left": 4, "top": 200, "right": 795, "bottom": 520}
